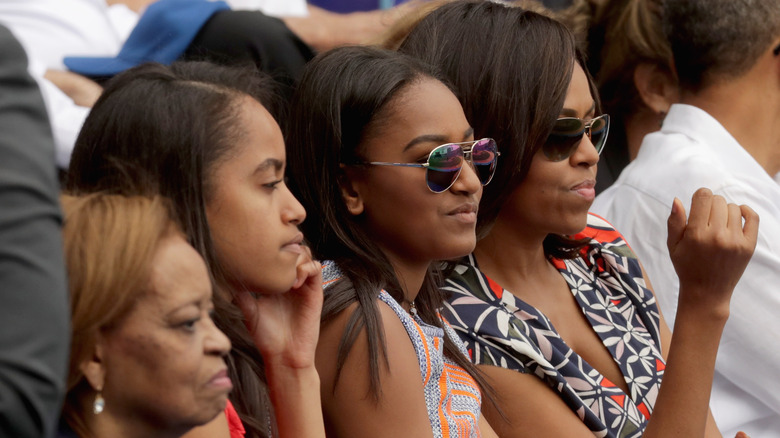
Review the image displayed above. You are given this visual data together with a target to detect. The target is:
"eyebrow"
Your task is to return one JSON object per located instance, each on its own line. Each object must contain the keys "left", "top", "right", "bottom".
{"left": 252, "top": 158, "right": 284, "bottom": 175}
{"left": 560, "top": 102, "right": 596, "bottom": 118}
{"left": 403, "top": 127, "right": 475, "bottom": 151}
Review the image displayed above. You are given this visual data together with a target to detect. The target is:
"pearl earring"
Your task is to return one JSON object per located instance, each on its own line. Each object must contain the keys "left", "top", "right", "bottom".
{"left": 93, "top": 392, "right": 105, "bottom": 415}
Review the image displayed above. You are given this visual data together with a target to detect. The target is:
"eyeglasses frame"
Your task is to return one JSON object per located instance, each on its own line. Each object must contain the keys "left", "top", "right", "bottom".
{"left": 360, "top": 138, "right": 500, "bottom": 193}
{"left": 544, "top": 114, "right": 610, "bottom": 162}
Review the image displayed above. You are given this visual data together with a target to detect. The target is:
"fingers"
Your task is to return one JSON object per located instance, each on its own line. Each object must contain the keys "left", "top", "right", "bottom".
{"left": 666, "top": 197, "right": 686, "bottom": 251}
{"left": 293, "top": 246, "right": 322, "bottom": 290}
{"left": 740, "top": 204, "right": 759, "bottom": 246}
{"left": 687, "top": 187, "right": 713, "bottom": 229}
{"left": 708, "top": 193, "right": 728, "bottom": 229}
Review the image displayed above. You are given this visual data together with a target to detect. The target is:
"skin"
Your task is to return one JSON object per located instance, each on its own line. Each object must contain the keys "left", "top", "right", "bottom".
{"left": 205, "top": 96, "right": 326, "bottom": 438}
{"left": 83, "top": 234, "right": 232, "bottom": 438}
{"left": 206, "top": 96, "right": 307, "bottom": 296}
{"left": 316, "top": 77, "right": 498, "bottom": 437}
{"left": 474, "top": 63, "right": 758, "bottom": 438}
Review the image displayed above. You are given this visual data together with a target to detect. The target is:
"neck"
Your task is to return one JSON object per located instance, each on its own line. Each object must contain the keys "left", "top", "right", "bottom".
{"left": 625, "top": 107, "right": 664, "bottom": 161}
{"left": 474, "top": 215, "right": 551, "bottom": 285}
{"left": 382, "top": 252, "right": 429, "bottom": 306}
{"left": 681, "top": 53, "right": 780, "bottom": 176}
{"left": 85, "top": 408, "right": 185, "bottom": 438}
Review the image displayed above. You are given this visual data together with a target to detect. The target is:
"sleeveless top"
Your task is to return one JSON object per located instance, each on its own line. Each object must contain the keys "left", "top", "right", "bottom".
{"left": 322, "top": 261, "right": 483, "bottom": 438}
{"left": 442, "top": 214, "right": 665, "bottom": 438}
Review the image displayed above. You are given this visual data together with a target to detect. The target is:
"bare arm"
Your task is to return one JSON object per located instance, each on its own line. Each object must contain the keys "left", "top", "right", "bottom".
{"left": 282, "top": 3, "right": 417, "bottom": 52}
{"left": 43, "top": 70, "right": 102, "bottom": 108}
{"left": 642, "top": 190, "right": 757, "bottom": 437}
{"left": 316, "top": 300, "right": 434, "bottom": 437}
{"left": 235, "top": 249, "right": 326, "bottom": 438}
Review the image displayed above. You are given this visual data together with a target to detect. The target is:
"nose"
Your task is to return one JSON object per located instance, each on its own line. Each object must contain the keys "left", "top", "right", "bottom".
{"left": 204, "top": 314, "right": 231, "bottom": 356}
{"left": 282, "top": 182, "right": 307, "bottom": 225}
{"left": 569, "top": 132, "right": 600, "bottom": 168}
{"left": 449, "top": 156, "right": 482, "bottom": 195}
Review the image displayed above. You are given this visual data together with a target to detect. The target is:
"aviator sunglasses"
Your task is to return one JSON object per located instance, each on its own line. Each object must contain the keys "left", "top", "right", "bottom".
{"left": 543, "top": 114, "right": 610, "bottom": 161}
{"left": 358, "top": 138, "right": 500, "bottom": 193}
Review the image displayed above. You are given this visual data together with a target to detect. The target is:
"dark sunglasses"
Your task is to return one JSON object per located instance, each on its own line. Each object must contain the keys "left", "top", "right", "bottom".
{"left": 360, "top": 138, "right": 500, "bottom": 193}
{"left": 543, "top": 114, "right": 610, "bottom": 162}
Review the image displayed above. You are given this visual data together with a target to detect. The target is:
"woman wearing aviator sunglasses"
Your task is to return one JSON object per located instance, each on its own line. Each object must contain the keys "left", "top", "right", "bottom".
{"left": 286, "top": 45, "right": 500, "bottom": 437}
{"left": 400, "top": 2, "right": 758, "bottom": 438}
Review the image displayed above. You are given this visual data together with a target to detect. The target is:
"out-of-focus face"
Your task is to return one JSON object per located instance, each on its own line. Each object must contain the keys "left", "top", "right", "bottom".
{"left": 100, "top": 234, "right": 231, "bottom": 433}
{"left": 503, "top": 62, "right": 601, "bottom": 236}
{"left": 347, "top": 77, "right": 483, "bottom": 267}
{"left": 206, "top": 96, "right": 307, "bottom": 294}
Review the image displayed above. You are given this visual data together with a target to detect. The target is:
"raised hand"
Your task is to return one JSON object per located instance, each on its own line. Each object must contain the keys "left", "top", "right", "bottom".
{"left": 235, "top": 246, "right": 323, "bottom": 369}
{"left": 666, "top": 188, "right": 759, "bottom": 315}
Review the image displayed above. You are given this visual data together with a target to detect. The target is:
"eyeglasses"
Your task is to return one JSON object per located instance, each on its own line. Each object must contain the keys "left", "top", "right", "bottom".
{"left": 543, "top": 114, "right": 610, "bottom": 162}
{"left": 359, "top": 138, "right": 500, "bottom": 193}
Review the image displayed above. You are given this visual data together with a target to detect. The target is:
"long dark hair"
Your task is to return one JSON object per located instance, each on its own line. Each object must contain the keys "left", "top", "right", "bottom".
{"left": 67, "top": 61, "right": 281, "bottom": 438}
{"left": 285, "top": 45, "right": 491, "bottom": 400}
{"left": 399, "top": 0, "right": 600, "bottom": 258}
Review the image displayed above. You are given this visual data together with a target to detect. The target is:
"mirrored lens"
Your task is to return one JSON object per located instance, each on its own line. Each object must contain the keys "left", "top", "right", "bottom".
{"left": 426, "top": 143, "right": 463, "bottom": 192}
{"left": 471, "top": 138, "right": 499, "bottom": 185}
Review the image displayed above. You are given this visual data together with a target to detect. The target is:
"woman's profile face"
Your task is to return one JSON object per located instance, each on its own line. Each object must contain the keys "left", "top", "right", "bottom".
{"left": 206, "top": 96, "right": 307, "bottom": 294}
{"left": 503, "top": 62, "right": 601, "bottom": 236}
{"left": 99, "top": 234, "right": 231, "bottom": 431}
{"left": 346, "top": 78, "right": 483, "bottom": 266}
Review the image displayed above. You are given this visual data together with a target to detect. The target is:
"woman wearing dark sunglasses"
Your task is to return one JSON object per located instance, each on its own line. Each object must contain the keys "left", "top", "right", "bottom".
{"left": 285, "top": 46, "right": 500, "bottom": 437}
{"left": 400, "top": 2, "right": 758, "bottom": 438}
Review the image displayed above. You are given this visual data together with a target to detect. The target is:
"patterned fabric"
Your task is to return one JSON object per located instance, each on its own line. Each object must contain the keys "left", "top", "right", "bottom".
{"left": 443, "top": 213, "right": 665, "bottom": 438}
{"left": 322, "top": 261, "right": 483, "bottom": 438}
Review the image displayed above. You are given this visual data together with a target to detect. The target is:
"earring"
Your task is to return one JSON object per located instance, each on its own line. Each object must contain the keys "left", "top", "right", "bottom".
{"left": 93, "top": 392, "right": 105, "bottom": 415}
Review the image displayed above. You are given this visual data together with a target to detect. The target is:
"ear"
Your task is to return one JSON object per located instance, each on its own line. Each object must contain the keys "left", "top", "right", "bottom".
{"left": 634, "top": 62, "right": 680, "bottom": 114}
{"left": 338, "top": 164, "right": 364, "bottom": 216}
{"left": 79, "top": 337, "right": 107, "bottom": 392}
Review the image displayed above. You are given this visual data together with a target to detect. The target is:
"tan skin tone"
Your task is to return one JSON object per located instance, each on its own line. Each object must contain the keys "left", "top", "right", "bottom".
{"left": 188, "top": 97, "right": 327, "bottom": 438}
{"left": 474, "top": 63, "right": 758, "bottom": 438}
{"left": 81, "top": 234, "right": 232, "bottom": 438}
{"left": 316, "top": 78, "right": 498, "bottom": 437}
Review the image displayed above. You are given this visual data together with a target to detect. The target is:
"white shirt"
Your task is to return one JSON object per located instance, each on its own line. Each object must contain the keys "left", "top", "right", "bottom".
{"left": 0, "top": 0, "right": 308, "bottom": 168}
{"left": 592, "top": 103, "right": 780, "bottom": 438}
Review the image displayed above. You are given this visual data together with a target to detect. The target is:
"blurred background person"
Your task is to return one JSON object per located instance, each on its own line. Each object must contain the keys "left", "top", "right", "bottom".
{"left": 593, "top": 0, "right": 780, "bottom": 435}
{"left": 0, "top": 23, "right": 69, "bottom": 438}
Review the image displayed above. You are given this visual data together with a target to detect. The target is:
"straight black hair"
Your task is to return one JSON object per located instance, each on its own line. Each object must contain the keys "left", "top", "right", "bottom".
{"left": 67, "top": 61, "right": 281, "bottom": 438}
{"left": 400, "top": 0, "right": 600, "bottom": 258}
{"left": 285, "top": 45, "right": 493, "bottom": 401}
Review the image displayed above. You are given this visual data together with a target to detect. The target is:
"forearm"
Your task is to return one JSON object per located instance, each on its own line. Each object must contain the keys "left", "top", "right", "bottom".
{"left": 265, "top": 362, "right": 326, "bottom": 438}
{"left": 643, "top": 299, "right": 727, "bottom": 438}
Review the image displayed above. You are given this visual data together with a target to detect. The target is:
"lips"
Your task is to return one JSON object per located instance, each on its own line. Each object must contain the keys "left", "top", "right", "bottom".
{"left": 281, "top": 232, "right": 304, "bottom": 254}
{"left": 208, "top": 369, "right": 233, "bottom": 390}
{"left": 570, "top": 179, "right": 596, "bottom": 201}
{"left": 447, "top": 202, "right": 478, "bottom": 223}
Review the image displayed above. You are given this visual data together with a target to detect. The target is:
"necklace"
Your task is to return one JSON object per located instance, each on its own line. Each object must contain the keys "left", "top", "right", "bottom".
{"left": 408, "top": 300, "right": 418, "bottom": 317}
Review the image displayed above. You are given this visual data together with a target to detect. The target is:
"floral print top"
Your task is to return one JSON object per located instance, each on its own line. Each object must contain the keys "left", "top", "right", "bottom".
{"left": 442, "top": 213, "right": 665, "bottom": 438}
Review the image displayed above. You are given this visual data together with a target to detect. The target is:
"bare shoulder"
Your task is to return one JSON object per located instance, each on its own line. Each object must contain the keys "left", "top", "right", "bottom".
{"left": 315, "top": 296, "right": 434, "bottom": 438}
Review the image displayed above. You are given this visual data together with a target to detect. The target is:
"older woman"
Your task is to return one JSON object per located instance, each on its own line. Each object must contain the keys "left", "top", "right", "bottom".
{"left": 61, "top": 193, "right": 231, "bottom": 438}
